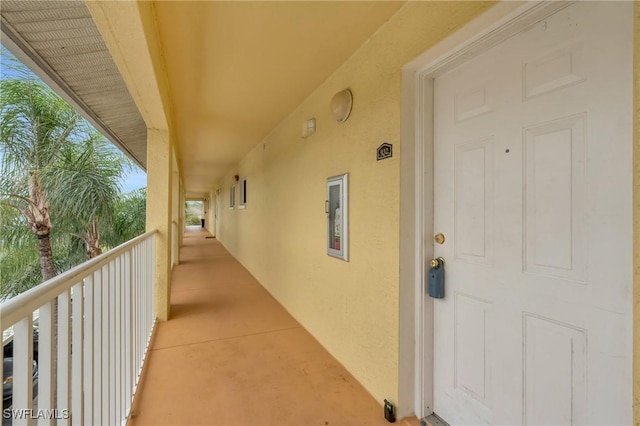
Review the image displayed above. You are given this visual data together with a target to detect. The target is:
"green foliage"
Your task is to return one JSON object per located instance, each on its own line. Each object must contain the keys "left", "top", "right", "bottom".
{"left": 0, "top": 206, "right": 42, "bottom": 298}
{"left": 0, "top": 48, "right": 147, "bottom": 300}
{"left": 108, "top": 188, "right": 147, "bottom": 245}
{"left": 186, "top": 215, "right": 201, "bottom": 226}
{"left": 0, "top": 78, "right": 86, "bottom": 210}
{"left": 0, "top": 205, "right": 85, "bottom": 300}
{"left": 52, "top": 135, "right": 130, "bottom": 226}
{"left": 185, "top": 201, "right": 202, "bottom": 225}
{"left": 185, "top": 201, "right": 201, "bottom": 215}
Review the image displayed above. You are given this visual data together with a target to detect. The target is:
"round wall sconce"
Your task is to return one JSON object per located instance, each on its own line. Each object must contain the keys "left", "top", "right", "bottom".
{"left": 330, "top": 89, "right": 353, "bottom": 123}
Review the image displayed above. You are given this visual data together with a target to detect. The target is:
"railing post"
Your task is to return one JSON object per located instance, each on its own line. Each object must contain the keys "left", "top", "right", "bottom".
{"left": 71, "top": 282, "right": 84, "bottom": 423}
{"left": 114, "top": 255, "right": 121, "bottom": 421}
{"left": 38, "top": 301, "right": 55, "bottom": 426}
{"left": 13, "top": 315, "right": 33, "bottom": 426}
{"left": 132, "top": 245, "right": 138, "bottom": 387}
{"left": 125, "top": 249, "right": 132, "bottom": 417}
{"left": 92, "top": 270, "right": 103, "bottom": 425}
{"left": 102, "top": 263, "right": 110, "bottom": 426}
{"left": 109, "top": 259, "right": 116, "bottom": 424}
{"left": 57, "top": 290, "right": 71, "bottom": 425}
{"left": 83, "top": 274, "right": 95, "bottom": 425}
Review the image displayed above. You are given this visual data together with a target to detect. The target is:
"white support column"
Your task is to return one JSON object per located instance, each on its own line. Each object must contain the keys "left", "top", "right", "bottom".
{"left": 146, "top": 128, "right": 172, "bottom": 321}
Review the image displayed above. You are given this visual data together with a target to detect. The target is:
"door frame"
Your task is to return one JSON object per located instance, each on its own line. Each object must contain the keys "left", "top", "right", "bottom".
{"left": 398, "top": 1, "right": 575, "bottom": 419}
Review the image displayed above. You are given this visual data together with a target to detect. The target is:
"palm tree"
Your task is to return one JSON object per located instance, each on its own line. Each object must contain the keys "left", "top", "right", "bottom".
{"left": 51, "top": 134, "right": 131, "bottom": 259}
{"left": 0, "top": 203, "right": 85, "bottom": 300}
{"left": 0, "top": 205, "right": 43, "bottom": 297}
{"left": 0, "top": 187, "right": 146, "bottom": 301}
{"left": 0, "top": 77, "right": 84, "bottom": 282}
{"left": 108, "top": 188, "right": 147, "bottom": 246}
{"left": 0, "top": 49, "right": 146, "bottom": 299}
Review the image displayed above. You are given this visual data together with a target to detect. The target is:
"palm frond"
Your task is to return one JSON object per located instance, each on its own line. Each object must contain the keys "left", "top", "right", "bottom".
{"left": 1, "top": 67, "right": 146, "bottom": 297}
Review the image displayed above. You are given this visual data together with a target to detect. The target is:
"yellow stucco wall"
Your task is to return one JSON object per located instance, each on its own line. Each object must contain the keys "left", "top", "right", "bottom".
{"left": 633, "top": 2, "right": 639, "bottom": 424}
{"left": 214, "top": 1, "right": 494, "bottom": 405}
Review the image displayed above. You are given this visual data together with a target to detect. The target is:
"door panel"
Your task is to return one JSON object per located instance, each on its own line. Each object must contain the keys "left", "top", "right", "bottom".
{"left": 523, "top": 314, "right": 587, "bottom": 426}
{"left": 454, "top": 138, "right": 493, "bottom": 264}
{"left": 454, "top": 293, "right": 491, "bottom": 402}
{"left": 430, "top": 3, "right": 633, "bottom": 424}
{"left": 524, "top": 115, "right": 586, "bottom": 281}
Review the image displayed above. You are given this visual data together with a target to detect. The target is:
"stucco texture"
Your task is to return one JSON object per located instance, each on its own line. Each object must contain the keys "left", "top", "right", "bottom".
{"left": 634, "top": 2, "right": 640, "bottom": 423}
{"left": 145, "top": 128, "right": 173, "bottom": 321}
{"left": 214, "top": 2, "right": 494, "bottom": 405}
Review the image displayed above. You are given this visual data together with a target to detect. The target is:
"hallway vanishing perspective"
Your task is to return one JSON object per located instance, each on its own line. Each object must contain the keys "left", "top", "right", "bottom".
{"left": 128, "top": 226, "right": 402, "bottom": 426}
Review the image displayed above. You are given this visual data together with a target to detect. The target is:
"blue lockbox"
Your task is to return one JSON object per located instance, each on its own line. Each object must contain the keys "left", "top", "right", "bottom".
{"left": 428, "top": 258, "right": 445, "bottom": 299}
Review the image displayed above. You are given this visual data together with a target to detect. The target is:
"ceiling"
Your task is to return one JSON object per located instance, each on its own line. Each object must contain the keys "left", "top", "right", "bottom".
{"left": 0, "top": 0, "right": 147, "bottom": 168}
{"left": 153, "top": 1, "right": 404, "bottom": 195}
{"left": 1, "top": 1, "right": 405, "bottom": 196}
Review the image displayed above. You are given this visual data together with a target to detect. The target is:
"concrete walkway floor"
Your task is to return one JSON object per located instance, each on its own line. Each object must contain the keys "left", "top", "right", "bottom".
{"left": 128, "top": 226, "right": 418, "bottom": 426}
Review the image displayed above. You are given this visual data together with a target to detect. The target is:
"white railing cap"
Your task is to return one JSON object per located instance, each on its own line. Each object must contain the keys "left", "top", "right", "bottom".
{"left": 1, "top": 230, "right": 157, "bottom": 329}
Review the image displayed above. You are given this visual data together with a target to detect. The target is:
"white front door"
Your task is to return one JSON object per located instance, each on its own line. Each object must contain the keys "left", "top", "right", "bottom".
{"left": 430, "top": 3, "right": 633, "bottom": 424}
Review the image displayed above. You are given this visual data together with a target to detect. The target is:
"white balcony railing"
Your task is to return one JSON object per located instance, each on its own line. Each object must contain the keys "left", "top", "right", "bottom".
{"left": 1, "top": 230, "right": 158, "bottom": 425}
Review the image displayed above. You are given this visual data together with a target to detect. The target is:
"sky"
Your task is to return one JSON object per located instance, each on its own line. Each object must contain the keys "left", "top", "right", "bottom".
{"left": 122, "top": 168, "right": 147, "bottom": 192}
{"left": 1, "top": 44, "right": 147, "bottom": 193}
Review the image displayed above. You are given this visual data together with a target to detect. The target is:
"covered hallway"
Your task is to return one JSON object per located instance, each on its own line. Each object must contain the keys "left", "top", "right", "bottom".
{"left": 128, "top": 226, "right": 413, "bottom": 426}
{"left": 0, "top": 2, "right": 637, "bottom": 424}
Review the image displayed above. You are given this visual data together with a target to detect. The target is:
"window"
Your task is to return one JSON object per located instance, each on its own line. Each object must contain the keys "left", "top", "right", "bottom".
{"left": 326, "top": 173, "right": 348, "bottom": 261}
{"left": 238, "top": 177, "right": 247, "bottom": 209}
{"left": 229, "top": 184, "right": 236, "bottom": 209}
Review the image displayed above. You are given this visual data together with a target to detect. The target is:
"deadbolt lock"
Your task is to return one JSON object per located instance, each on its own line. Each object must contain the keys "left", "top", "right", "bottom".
{"left": 429, "top": 257, "right": 445, "bottom": 268}
{"left": 434, "top": 233, "right": 446, "bottom": 245}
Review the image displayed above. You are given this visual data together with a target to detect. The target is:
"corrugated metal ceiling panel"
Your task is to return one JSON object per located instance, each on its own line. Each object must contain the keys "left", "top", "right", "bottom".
{"left": 1, "top": 0, "right": 147, "bottom": 169}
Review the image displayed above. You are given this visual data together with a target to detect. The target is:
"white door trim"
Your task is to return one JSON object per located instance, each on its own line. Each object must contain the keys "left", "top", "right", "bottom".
{"left": 398, "top": 1, "right": 575, "bottom": 419}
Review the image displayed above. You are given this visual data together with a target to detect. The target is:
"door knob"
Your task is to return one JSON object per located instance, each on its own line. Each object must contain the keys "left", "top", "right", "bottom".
{"left": 430, "top": 257, "right": 445, "bottom": 268}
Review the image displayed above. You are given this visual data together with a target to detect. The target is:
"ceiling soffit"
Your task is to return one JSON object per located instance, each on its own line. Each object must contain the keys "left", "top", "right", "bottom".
{"left": 0, "top": 0, "right": 147, "bottom": 169}
{"left": 154, "top": 1, "right": 404, "bottom": 193}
